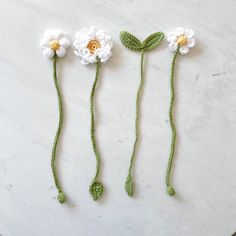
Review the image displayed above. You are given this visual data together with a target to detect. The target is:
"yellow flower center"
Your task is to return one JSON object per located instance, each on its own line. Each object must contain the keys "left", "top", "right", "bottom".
{"left": 49, "top": 40, "right": 60, "bottom": 51}
{"left": 87, "top": 40, "right": 100, "bottom": 54}
{"left": 177, "top": 35, "right": 187, "bottom": 46}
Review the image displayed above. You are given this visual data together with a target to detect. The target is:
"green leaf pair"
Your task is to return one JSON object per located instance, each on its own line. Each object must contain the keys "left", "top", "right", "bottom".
{"left": 120, "top": 31, "right": 164, "bottom": 52}
{"left": 120, "top": 30, "right": 164, "bottom": 198}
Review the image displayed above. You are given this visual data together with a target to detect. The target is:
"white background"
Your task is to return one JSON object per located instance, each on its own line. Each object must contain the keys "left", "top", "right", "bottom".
{"left": 0, "top": 0, "right": 236, "bottom": 235}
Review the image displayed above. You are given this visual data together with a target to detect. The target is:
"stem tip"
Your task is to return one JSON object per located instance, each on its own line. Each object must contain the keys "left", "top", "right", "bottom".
{"left": 167, "top": 185, "right": 175, "bottom": 196}
{"left": 57, "top": 191, "right": 66, "bottom": 204}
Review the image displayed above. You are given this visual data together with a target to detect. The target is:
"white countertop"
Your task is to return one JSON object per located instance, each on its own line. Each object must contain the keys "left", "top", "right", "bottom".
{"left": 0, "top": 0, "right": 236, "bottom": 235}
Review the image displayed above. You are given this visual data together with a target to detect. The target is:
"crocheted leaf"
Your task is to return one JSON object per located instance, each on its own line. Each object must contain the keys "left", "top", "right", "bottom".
{"left": 120, "top": 31, "right": 142, "bottom": 51}
{"left": 125, "top": 175, "right": 134, "bottom": 197}
{"left": 57, "top": 191, "right": 66, "bottom": 204}
{"left": 89, "top": 180, "right": 103, "bottom": 201}
{"left": 142, "top": 32, "right": 164, "bottom": 52}
{"left": 167, "top": 185, "right": 175, "bottom": 196}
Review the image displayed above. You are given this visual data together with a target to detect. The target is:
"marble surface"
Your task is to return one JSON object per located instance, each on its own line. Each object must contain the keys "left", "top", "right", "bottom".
{"left": 0, "top": 0, "right": 236, "bottom": 235}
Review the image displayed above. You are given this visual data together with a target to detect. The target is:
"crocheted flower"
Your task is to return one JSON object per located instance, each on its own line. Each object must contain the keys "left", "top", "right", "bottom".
{"left": 73, "top": 27, "right": 113, "bottom": 65}
{"left": 40, "top": 29, "right": 70, "bottom": 58}
{"left": 167, "top": 27, "right": 196, "bottom": 55}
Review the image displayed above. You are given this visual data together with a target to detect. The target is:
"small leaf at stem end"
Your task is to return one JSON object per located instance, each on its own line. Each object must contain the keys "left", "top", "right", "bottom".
{"left": 125, "top": 175, "right": 134, "bottom": 197}
{"left": 167, "top": 185, "right": 175, "bottom": 196}
{"left": 120, "top": 31, "right": 142, "bottom": 51}
{"left": 57, "top": 191, "right": 66, "bottom": 204}
{"left": 89, "top": 180, "right": 103, "bottom": 200}
{"left": 142, "top": 32, "right": 164, "bottom": 52}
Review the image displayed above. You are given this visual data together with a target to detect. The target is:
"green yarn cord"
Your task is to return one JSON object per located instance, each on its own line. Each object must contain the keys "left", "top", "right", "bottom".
{"left": 89, "top": 58, "right": 104, "bottom": 201}
{"left": 166, "top": 50, "right": 179, "bottom": 196}
{"left": 51, "top": 55, "right": 66, "bottom": 204}
{"left": 120, "top": 31, "right": 164, "bottom": 197}
{"left": 125, "top": 51, "right": 145, "bottom": 197}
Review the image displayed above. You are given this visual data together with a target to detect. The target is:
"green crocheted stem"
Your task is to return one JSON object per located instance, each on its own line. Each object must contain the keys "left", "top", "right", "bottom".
{"left": 51, "top": 55, "right": 66, "bottom": 204}
{"left": 120, "top": 31, "right": 164, "bottom": 197}
{"left": 165, "top": 50, "right": 179, "bottom": 196}
{"left": 89, "top": 58, "right": 104, "bottom": 201}
{"left": 125, "top": 51, "right": 145, "bottom": 197}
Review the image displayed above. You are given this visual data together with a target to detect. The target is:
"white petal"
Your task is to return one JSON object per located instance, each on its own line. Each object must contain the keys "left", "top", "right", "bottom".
{"left": 40, "top": 38, "right": 49, "bottom": 48}
{"left": 96, "top": 30, "right": 106, "bottom": 40}
{"left": 87, "top": 26, "right": 96, "bottom": 39}
{"left": 74, "top": 33, "right": 90, "bottom": 49}
{"left": 96, "top": 46, "right": 112, "bottom": 62}
{"left": 100, "top": 53, "right": 112, "bottom": 63}
{"left": 40, "top": 30, "right": 54, "bottom": 48}
{"left": 74, "top": 40, "right": 87, "bottom": 50}
{"left": 99, "top": 39, "right": 107, "bottom": 48}
{"left": 43, "top": 31, "right": 54, "bottom": 41}
{"left": 175, "top": 27, "right": 185, "bottom": 36}
{"left": 43, "top": 48, "right": 54, "bottom": 58}
{"left": 179, "top": 46, "right": 190, "bottom": 55}
{"left": 59, "top": 37, "right": 70, "bottom": 48}
{"left": 169, "top": 42, "right": 178, "bottom": 52}
{"left": 74, "top": 50, "right": 79, "bottom": 57}
{"left": 104, "top": 33, "right": 111, "bottom": 42}
{"left": 187, "top": 38, "right": 196, "bottom": 48}
{"left": 185, "top": 29, "right": 194, "bottom": 38}
{"left": 74, "top": 27, "right": 112, "bottom": 64}
{"left": 81, "top": 59, "right": 89, "bottom": 65}
{"left": 95, "top": 48, "right": 104, "bottom": 58}
{"left": 53, "top": 29, "right": 64, "bottom": 40}
{"left": 88, "top": 57, "right": 96, "bottom": 64}
{"left": 81, "top": 48, "right": 90, "bottom": 57}
{"left": 167, "top": 32, "right": 177, "bottom": 43}
{"left": 100, "top": 58, "right": 108, "bottom": 63}
{"left": 56, "top": 47, "right": 66, "bottom": 57}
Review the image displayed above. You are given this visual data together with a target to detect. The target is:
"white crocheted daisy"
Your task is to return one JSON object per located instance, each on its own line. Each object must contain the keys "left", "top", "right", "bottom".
{"left": 167, "top": 27, "right": 196, "bottom": 55}
{"left": 73, "top": 26, "right": 113, "bottom": 65}
{"left": 40, "top": 29, "right": 70, "bottom": 58}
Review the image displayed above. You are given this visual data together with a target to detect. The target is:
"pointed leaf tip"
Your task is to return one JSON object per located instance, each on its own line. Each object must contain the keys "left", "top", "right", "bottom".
{"left": 125, "top": 175, "right": 134, "bottom": 197}
{"left": 120, "top": 31, "right": 142, "bottom": 51}
{"left": 142, "top": 32, "right": 164, "bottom": 52}
{"left": 89, "top": 180, "right": 103, "bottom": 201}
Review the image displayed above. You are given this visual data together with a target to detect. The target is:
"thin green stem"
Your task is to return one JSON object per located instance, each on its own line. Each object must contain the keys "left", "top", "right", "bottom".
{"left": 90, "top": 59, "right": 102, "bottom": 181}
{"left": 125, "top": 51, "right": 145, "bottom": 196}
{"left": 89, "top": 58, "right": 104, "bottom": 201}
{"left": 51, "top": 55, "right": 66, "bottom": 204}
{"left": 166, "top": 50, "right": 179, "bottom": 196}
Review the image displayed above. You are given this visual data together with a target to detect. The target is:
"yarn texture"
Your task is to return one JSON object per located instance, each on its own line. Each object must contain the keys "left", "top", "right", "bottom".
{"left": 51, "top": 55, "right": 66, "bottom": 203}
{"left": 40, "top": 30, "right": 70, "bottom": 204}
{"left": 73, "top": 27, "right": 113, "bottom": 201}
{"left": 89, "top": 58, "right": 104, "bottom": 200}
{"left": 74, "top": 26, "right": 113, "bottom": 65}
{"left": 166, "top": 50, "right": 178, "bottom": 196}
{"left": 165, "top": 27, "right": 196, "bottom": 196}
{"left": 40, "top": 29, "right": 70, "bottom": 58}
{"left": 167, "top": 27, "right": 196, "bottom": 55}
{"left": 120, "top": 31, "right": 164, "bottom": 197}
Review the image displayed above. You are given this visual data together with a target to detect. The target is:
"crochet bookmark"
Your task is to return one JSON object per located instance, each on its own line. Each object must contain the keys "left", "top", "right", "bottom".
{"left": 74, "top": 27, "right": 113, "bottom": 201}
{"left": 166, "top": 27, "right": 196, "bottom": 196}
{"left": 40, "top": 30, "right": 70, "bottom": 203}
{"left": 120, "top": 31, "right": 164, "bottom": 197}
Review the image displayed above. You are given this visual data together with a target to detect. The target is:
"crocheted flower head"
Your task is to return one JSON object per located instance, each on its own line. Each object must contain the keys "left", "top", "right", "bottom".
{"left": 40, "top": 29, "right": 70, "bottom": 58}
{"left": 73, "top": 26, "right": 113, "bottom": 65}
{"left": 167, "top": 27, "right": 196, "bottom": 55}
